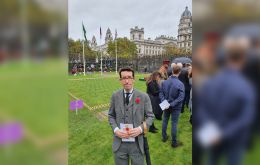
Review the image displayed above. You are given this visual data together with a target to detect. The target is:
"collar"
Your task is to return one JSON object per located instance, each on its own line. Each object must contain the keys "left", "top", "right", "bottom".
{"left": 171, "top": 75, "right": 178, "bottom": 78}
{"left": 124, "top": 88, "right": 134, "bottom": 94}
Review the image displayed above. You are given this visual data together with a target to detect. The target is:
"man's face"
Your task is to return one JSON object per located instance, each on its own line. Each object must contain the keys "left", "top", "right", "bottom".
{"left": 120, "top": 71, "right": 134, "bottom": 91}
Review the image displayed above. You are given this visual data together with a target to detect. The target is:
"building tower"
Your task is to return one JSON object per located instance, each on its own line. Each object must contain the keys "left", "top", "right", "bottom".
{"left": 91, "top": 35, "right": 97, "bottom": 48}
{"left": 130, "top": 26, "right": 144, "bottom": 41}
{"left": 105, "top": 28, "right": 113, "bottom": 43}
{"left": 177, "top": 6, "right": 192, "bottom": 51}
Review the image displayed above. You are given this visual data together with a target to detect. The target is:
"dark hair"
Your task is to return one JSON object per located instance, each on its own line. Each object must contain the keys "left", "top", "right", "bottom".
{"left": 173, "top": 65, "right": 181, "bottom": 74}
{"left": 119, "top": 67, "right": 135, "bottom": 78}
{"left": 188, "top": 69, "right": 192, "bottom": 78}
{"left": 146, "top": 71, "right": 162, "bottom": 85}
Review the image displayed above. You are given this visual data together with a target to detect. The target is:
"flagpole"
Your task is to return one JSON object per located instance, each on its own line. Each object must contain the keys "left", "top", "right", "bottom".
{"left": 82, "top": 22, "right": 86, "bottom": 76}
{"left": 115, "top": 36, "right": 118, "bottom": 74}
{"left": 82, "top": 40, "right": 86, "bottom": 76}
{"left": 100, "top": 27, "right": 103, "bottom": 76}
{"left": 101, "top": 48, "right": 103, "bottom": 76}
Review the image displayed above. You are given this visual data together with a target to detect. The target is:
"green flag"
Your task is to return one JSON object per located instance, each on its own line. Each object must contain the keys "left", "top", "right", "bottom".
{"left": 82, "top": 23, "right": 87, "bottom": 41}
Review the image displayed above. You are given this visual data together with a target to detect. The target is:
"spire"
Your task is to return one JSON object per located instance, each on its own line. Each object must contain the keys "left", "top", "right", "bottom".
{"left": 91, "top": 35, "right": 97, "bottom": 47}
{"left": 105, "top": 27, "right": 113, "bottom": 43}
{"left": 92, "top": 35, "right": 96, "bottom": 42}
{"left": 181, "top": 6, "right": 191, "bottom": 17}
{"left": 106, "top": 28, "right": 111, "bottom": 34}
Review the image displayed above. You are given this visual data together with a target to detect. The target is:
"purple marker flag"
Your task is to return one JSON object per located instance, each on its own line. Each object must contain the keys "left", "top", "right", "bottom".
{"left": 70, "top": 100, "right": 84, "bottom": 111}
{"left": 0, "top": 122, "right": 23, "bottom": 145}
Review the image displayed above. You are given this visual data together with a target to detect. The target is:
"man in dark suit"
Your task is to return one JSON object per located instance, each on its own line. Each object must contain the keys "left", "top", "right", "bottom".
{"left": 108, "top": 67, "right": 154, "bottom": 165}
{"left": 178, "top": 63, "right": 191, "bottom": 113}
{"left": 159, "top": 65, "right": 185, "bottom": 148}
{"left": 197, "top": 39, "right": 255, "bottom": 165}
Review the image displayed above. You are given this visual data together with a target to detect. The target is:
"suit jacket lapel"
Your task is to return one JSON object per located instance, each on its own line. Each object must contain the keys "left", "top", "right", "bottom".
{"left": 128, "top": 91, "right": 134, "bottom": 108}
{"left": 119, "top": 89, "right": 125, "bottom": 116}
{"left": 131, "top": 90, "right": 140, "bottom": 115}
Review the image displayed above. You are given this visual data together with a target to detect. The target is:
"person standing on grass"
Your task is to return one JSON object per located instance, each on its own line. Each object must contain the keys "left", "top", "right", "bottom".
{"left": 146, "top": 71, "right": 163, "bottom": 133}
{"left": 159, "top": 65, "right": 185, "bottom": 148}
{"left": 108, "top": 67, "right": 154, "bottom": 165}
{"left": 178, "top": 63, "right": 191, "bottom": 113}
{"left": 188, "top": 66, "right": 192, "bottom": 124}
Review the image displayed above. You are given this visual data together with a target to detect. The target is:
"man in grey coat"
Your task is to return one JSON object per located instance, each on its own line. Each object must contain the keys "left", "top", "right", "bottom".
{"left": 108, "top": 67, "right": 154, "bottom": 165}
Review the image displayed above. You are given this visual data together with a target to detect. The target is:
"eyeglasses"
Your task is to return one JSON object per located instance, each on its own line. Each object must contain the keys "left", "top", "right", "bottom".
{"left": 120, "top": 77, "right": 134, "bottom": 81}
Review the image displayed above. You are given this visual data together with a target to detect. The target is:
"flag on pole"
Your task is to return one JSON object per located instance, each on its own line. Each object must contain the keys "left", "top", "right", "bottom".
{"left": 82, "top": 23, "right": 87, "bottom": 41}
{"left": 69, "top": 100, "right": 84, "bottom": 110}
{"left": 115, "top": 29, "right": 117, "bottom": 39}
{"left": 100, "top": 26, "right": 102, "bottom": 39}
{"left": 0, "top": 122, "right": 24, "bottom": 145}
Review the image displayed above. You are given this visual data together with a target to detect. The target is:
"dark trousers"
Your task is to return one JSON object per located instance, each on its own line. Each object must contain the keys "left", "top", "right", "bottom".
{"left": 181, "top": 90, "right": 190, "bottom": 113}
{"left": 162, "top": 108, "right": 181, "bottom": 144}
{"left": 155, "top": 113, "right": 162, "bottom": 120}
{"left": 208, "top": 141, "right": 245, "bottom": 165}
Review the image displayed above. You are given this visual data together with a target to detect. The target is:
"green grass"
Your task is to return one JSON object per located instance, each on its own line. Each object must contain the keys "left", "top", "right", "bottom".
{"left": 0, "top": 60, "right": 67, "bottom": 164}
{"left": 244, "top": 137, "right": 260, "bottom": 164}
{"left": 69, "top": 108, "right": 114, "bottom": 165}
{"left": 0, "top": 60, "right": 67, "bottom": 137}
{"left": 0, "top": 139, "right": 55, "bottom": 165}
{"left": 69, "top": 73, "right": 192, "bottom": 165}
{"left": 68, "top": 73, "right": 149, "bottom": 108}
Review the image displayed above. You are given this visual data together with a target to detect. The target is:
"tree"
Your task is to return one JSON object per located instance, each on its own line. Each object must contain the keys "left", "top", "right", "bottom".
{"left": 107, "top": 37, "right": 137, "bottom": 60}
{"left": 164, "top": 45, "right": 191, "bottom": 57}
{"left": 185, "top": 49, "right": 192, "bottom": 56}
{"left": 68, "top": 38, "right": 96, "bottom": 60}
{"left": 165, "top": 45, "right": 185, "bottom": 56}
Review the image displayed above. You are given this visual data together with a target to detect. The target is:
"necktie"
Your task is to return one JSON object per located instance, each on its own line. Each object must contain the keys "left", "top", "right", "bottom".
{"left": 125, "top": 93, "right": 130, "bottom": 105}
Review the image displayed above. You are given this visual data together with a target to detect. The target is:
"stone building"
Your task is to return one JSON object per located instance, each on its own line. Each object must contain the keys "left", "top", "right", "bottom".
{"left": 177, "top": 6, "right": 192, "bottom": 51}
{"left": 130, "top": 26, "right": 177, "bottom": 57}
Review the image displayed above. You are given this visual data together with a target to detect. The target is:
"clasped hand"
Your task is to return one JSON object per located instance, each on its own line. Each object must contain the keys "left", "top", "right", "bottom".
{"left": 115, "top": 127, "right": 141, "bottom": 139}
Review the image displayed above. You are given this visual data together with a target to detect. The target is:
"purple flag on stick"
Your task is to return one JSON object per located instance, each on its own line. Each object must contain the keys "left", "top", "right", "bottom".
{"left": 70, "top": 100, "right": 84, "bottom": 110}
{"left": 0, "top": 122, "right": 23, "bottom": 145}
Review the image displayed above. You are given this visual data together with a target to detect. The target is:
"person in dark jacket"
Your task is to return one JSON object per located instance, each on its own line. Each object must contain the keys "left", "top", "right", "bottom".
{"left": 146, "top": 71, "right": 163, "bottom": 133}
{"left": 197, "top": 40, "right": 255, "bottom": 165}
{"left": 178, "top": 63, "right": 191, "bottom": 113}
{"left": 159, "top": 65, "right": 185, "bottom": 147}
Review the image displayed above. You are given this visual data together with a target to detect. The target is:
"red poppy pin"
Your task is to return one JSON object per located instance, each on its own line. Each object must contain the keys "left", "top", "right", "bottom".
{"left": 135, "top": 98, "right": 140, "bottom": 104}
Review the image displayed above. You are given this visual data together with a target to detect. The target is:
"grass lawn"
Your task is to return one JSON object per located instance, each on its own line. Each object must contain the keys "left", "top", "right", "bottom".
{"left": 68, "top": 72, "right": 149, "bottom": 108}
{"left": 0, "top": 60, "right": 67, "bottom": 165}
{"left": 0, "top": 60, "right": 67, "bottom": 137}
{"left": 68, "top": 72, "right": 192, "bottom": 165}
